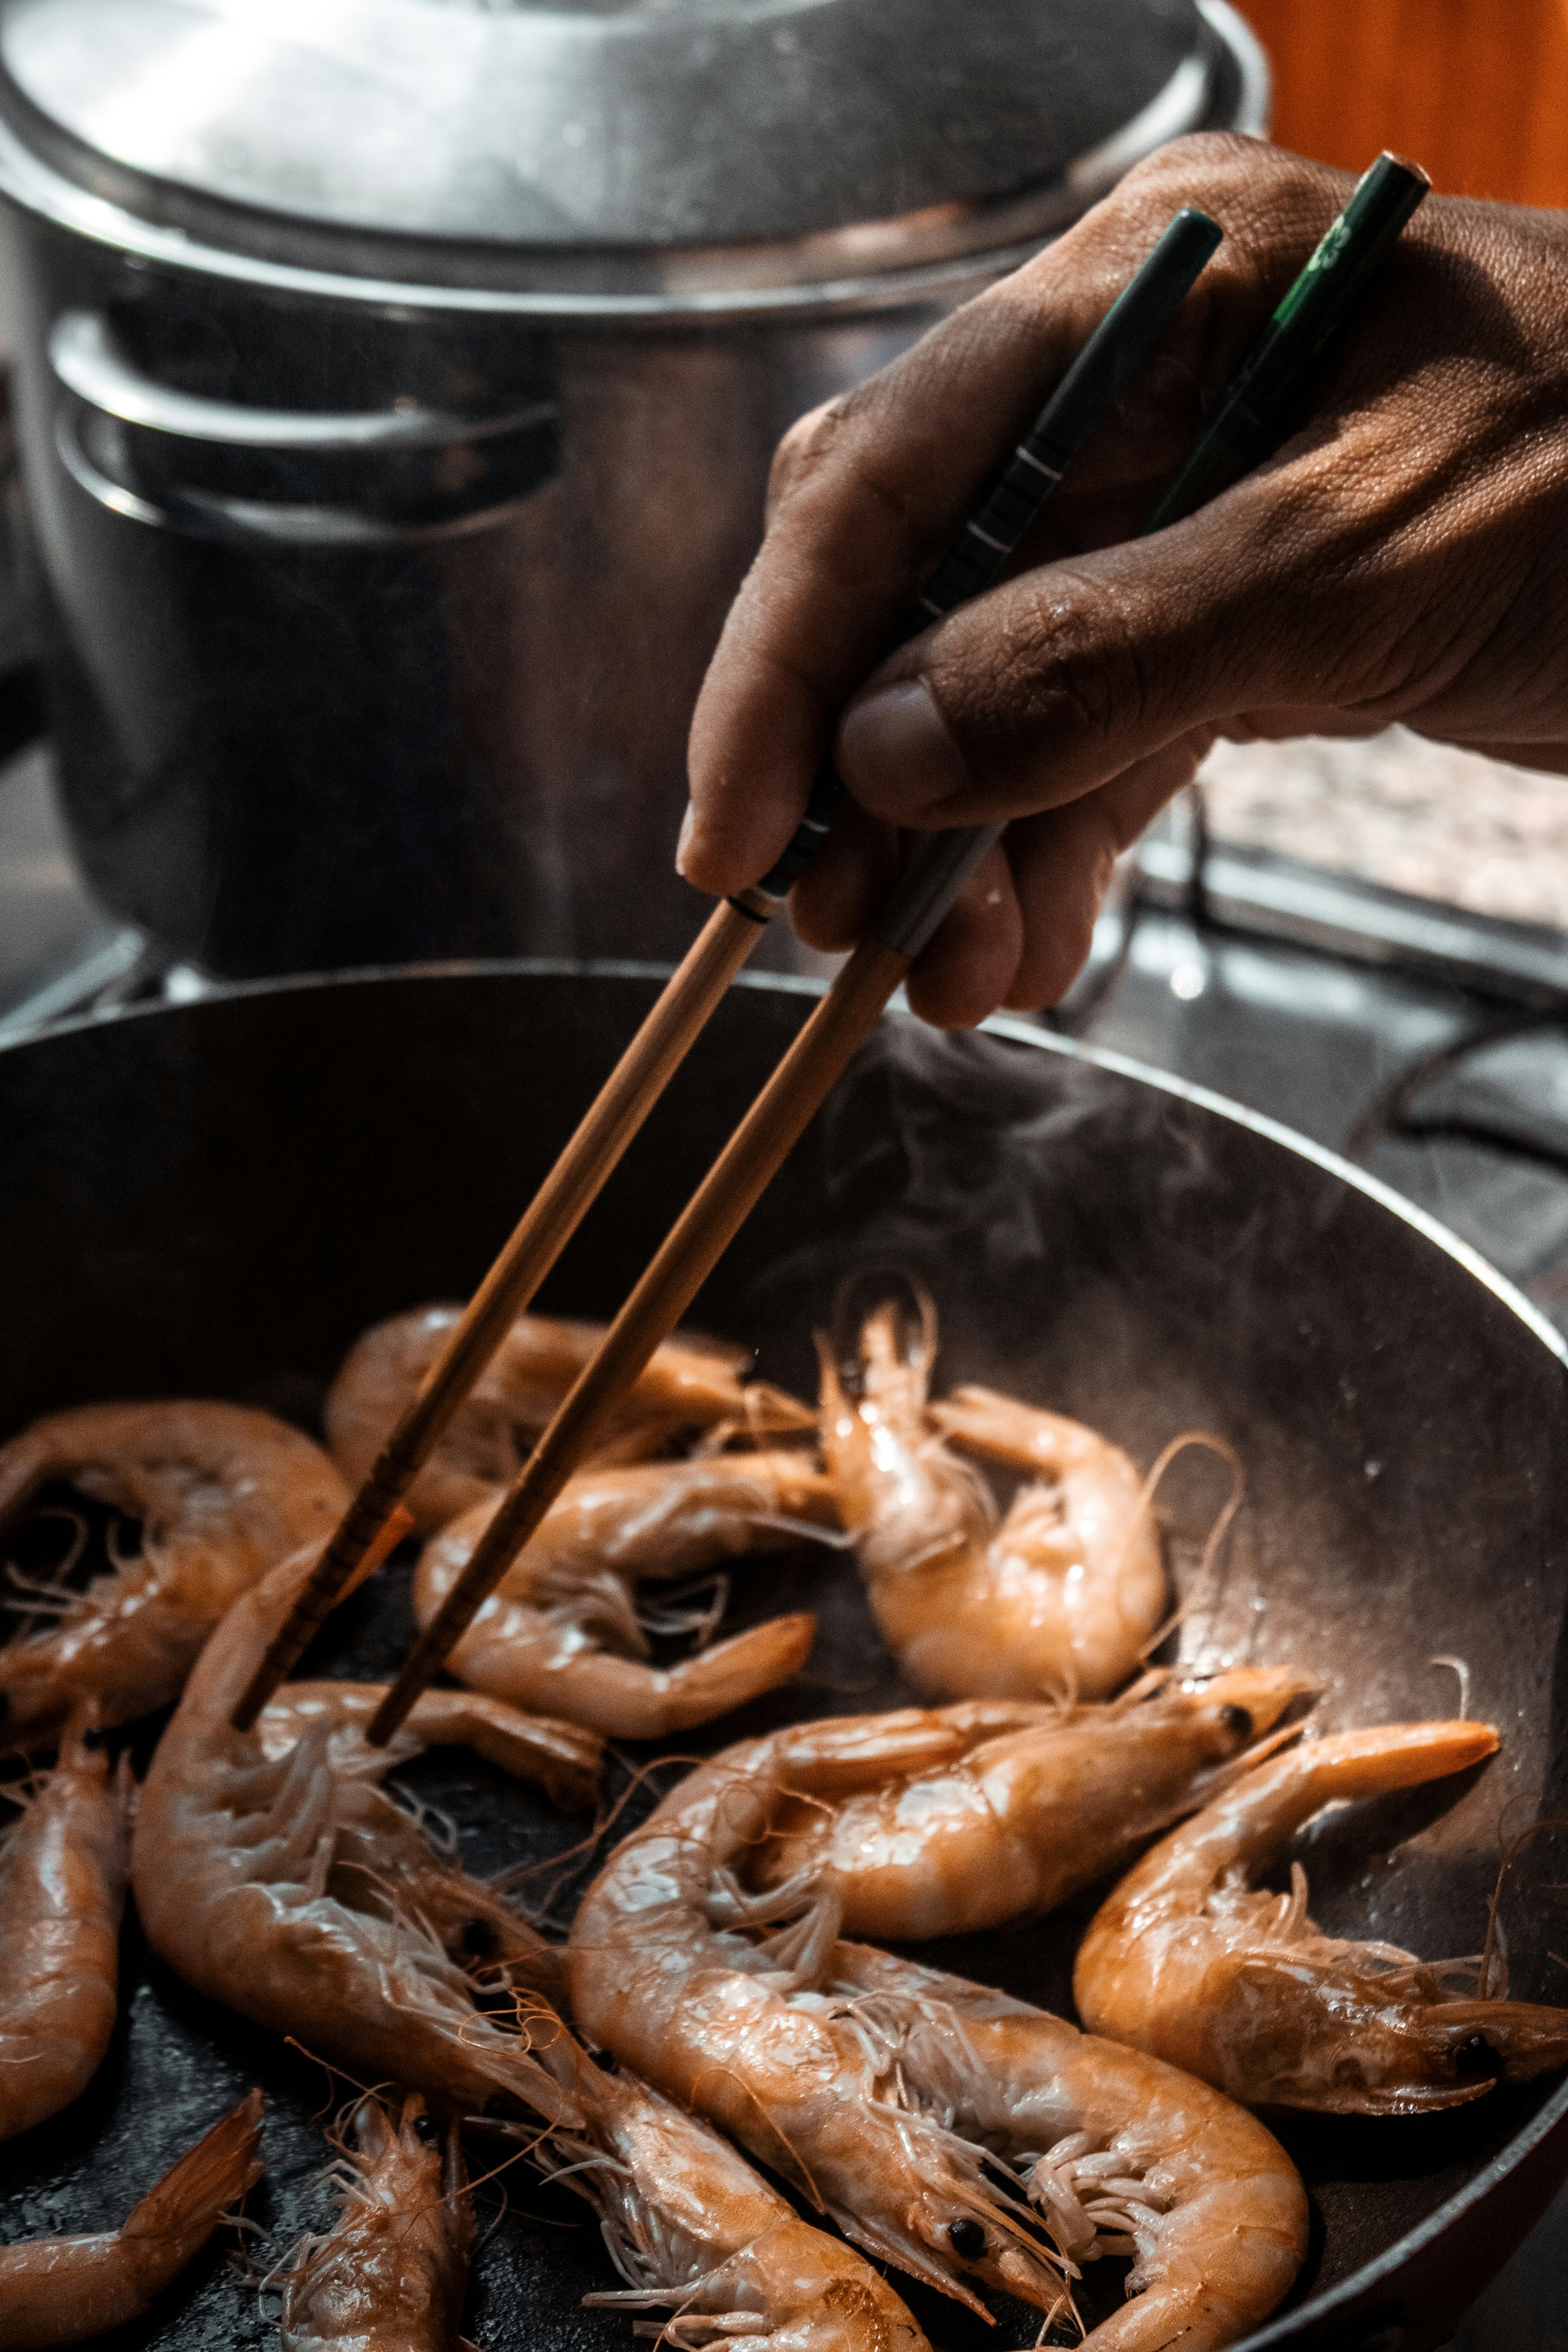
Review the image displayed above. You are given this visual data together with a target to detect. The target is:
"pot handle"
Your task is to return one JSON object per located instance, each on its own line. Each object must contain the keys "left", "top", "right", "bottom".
{"left": 49, "top": 309, "right": 547, "bottom": 455}
{"left": 49, "top": 310, "right": 558, "bottom": 551}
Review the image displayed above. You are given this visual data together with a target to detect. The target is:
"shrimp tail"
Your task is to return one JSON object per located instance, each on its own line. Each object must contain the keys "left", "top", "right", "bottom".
{"left": 121, "top": 2088, "right": 265, "bottom": 2257}
{"left": 644, "top": 1613, "right": 817, "bottom": 1730}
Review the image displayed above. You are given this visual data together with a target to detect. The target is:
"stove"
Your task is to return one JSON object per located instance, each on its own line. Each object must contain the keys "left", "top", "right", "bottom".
{"left": 4, "top": 681, "right": 1568, "bottom": 2346}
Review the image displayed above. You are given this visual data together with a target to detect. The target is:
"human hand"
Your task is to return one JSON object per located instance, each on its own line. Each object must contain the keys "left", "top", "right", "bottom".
{"left": 680, "top": 132, "right": 1568, "bottom": 1025}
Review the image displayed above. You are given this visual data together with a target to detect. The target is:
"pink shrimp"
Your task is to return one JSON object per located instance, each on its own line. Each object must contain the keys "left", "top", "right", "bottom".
{"left": 0, "top": 1401, "right": 349, "bottom": 1745}
{"left": 749, "top": 1666, "right": 1316, "bottom": 1940}
{"left": 280, "top": 2093, "right": 471, "bottom": 2352}
{"left": 568, "top": 1714, "right": 1076, "bottom": 2318}
{"left": 0, "top": 1713, "right": 133, "bottom": 2141}
{"left": 1075, "top": 1720, "right": 1568, "bottom": 2112}
{"left": 832, "top": 1945, "right": 1307, "bottom": 2352}
{"left": 0, "top": 2089, "right": 263, "bottom": 2349}
{"left": 413, "top": 1451, "right": 832, "bottom": 1737}
{"left": 819, "top": 1304, "right": 1165, "bottom": 1702}
{"left": 326, "top": 1305, "right": 814, "bottom": 1533}
{"left": 132, "top": 1549, "right": 597, "bottom": 2109}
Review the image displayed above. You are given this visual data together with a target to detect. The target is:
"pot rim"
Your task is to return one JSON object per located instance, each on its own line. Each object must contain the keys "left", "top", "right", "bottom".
{"left": 0, "top": 0, "right": 1266, "bottom": 328}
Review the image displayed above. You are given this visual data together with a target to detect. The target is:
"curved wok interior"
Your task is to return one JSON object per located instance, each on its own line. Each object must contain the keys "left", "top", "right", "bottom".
{"left": 2, "top": 965, "right": 1567, "bottom": 2349}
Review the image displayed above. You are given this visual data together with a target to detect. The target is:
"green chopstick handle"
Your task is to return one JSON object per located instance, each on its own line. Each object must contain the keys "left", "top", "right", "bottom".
{"left": 743, "top": 206, "right": 1222, "bottom": 906}
{"left": 1144, "top": 151, "right": 1431, "bottom": 534}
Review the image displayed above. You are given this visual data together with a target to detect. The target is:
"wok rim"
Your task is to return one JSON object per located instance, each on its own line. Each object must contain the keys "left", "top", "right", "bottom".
{"left": 3, "top": 948, "right": 1565, "bottom": 2344}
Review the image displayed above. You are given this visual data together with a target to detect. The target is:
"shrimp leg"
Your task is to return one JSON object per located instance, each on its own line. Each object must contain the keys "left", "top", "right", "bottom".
{"left": 1075, "top": 1720, "right": 1568, "bottom": 2112}
{"left": 0, "top": 1715, "right": 133, "bottom": 2141}
{"left": 0, "top": 2089, "right": 264, "bottom": 2349}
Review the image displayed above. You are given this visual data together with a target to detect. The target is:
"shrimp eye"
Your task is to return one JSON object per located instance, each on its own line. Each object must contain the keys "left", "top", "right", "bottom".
{"left": 1219, "top": 1705, "right": 1253, "bottom": 1740}
{"left": 413, "top": 2112, "right": 439, "bottom": 2141}
{"left": 948, "top": 2218, "right": 986, "bottom": 2260}
{"left": 1454, "top": 2034, "right": 1503, "bottom": 2078}
{"left": 461, "top": 1917, "right": 499, "bottom": 1958}
{"left": 591, "top": 2047, "right": 619, "bottom": 2074}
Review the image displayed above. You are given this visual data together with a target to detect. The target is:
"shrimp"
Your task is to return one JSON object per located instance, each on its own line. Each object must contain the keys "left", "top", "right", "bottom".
{"left": 829, "top": 1944, "right": 1306, "bottom": 2352}
{"left": 514, "top": 2030, "right": 933, "bottom": 2352}
{"left": 0, "top": 1401, "right": 349, "bottom": 1745}
{"left": 1074, "top": 1720, "right": 1568, "bottom": 2113}
{"left": 327, "top": 1305, "right": 814, "bottom": 1533}
{"left": 280, "top": 2093, "right": 471, "bottom": 2352}
{"left": 258, "top": 1678, "right": 603, "bottom": 1812}
{"left": 567, "top": 1715, "right": 1077, "bottom": 2318}
{"left": 414, "top": 1452, "right": 833, "bottom": 1737}
{"left": 819, "top": 1304, "right": 1165, "bottom": 1702}
{"left": 132, "top": 1548, "right": 599, "bottom": 2112}
{"left": 750, "top": 1666, "right": 1318, "bottom": 1940}
{"left": 0, "top": 2088, "right": 264, "bottom": 2349}
{"left": 0, "top": 1713, "right": 133, "bottom": 2141}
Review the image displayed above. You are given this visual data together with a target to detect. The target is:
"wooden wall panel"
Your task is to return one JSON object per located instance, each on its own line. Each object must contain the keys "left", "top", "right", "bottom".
{"left": 1237, "top": 0, "right": 1568, "bottom": 209}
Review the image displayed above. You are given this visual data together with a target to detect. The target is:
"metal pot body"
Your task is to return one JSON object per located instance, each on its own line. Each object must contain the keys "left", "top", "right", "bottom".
{"left": 7, "top": 211, "right": 946, "bottom": 976}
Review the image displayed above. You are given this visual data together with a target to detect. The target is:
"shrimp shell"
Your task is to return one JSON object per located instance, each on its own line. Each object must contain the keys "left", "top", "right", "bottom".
{"left": 280, "top": 2093, "right": 471, "bottom": 2352}
{"left": 819, "top": 1308, "right": 1165, "bottom": 1702}
{"left": 132, "top": 1549, "right": 591, "bottom": 2119}
{"left": 1075, "top": 1719, "right": 1568, "bottom": 2112}
{"left": 0, "top": 2089, "right": 263, "bottom": 2349}
{"left": 327, "top": 1306, "right": 814, "bottom": 1533}
{"left": 413, "top": 1451, "right": 833, "bottom": 1737}
{"left": 750, "top": 1666, "right": 1317, "bottom": 1940}
{"left": 0, "top": 1401, "right": 349, "bottom": 1746}
{"left": 0, "top": 1714, "right": 133, "bottom": 2141}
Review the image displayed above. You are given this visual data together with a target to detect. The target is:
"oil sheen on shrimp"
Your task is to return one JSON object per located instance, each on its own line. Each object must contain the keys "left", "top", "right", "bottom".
{"left": 281, "top": 2093, "right": 471, "bottom": 2352}
{"left": 830, "top": 1944, "right": 1306, "bottom": 2352}
{"left": 819, "top": 1305, "right": 1165, "bottom": 1701}
{"left": 1075, "top": 1720, "right": 1568, "bottom": 2113}
{"left": 0, "top": 1713, "right": 133, "bottom": 2141}
{"left": 568, "top": 1715, "right": 1079, "bottom": 2318}
{"left": 0, "top": 2089, "right": 263, "bottom": 2351}
{"left": 521, "top": 2028, "right": 932, "bottom": 2352}
{"left": 327, "top": 1305, "right": 815, "bottom": 1533}
{"left": 132, "top": 1550, "right": 598, "bottom": 2110}
{"left": 413, "top": 1452, "right": 831, "bottom": 1737}
{"left": 0, "top": 1400, "right": 349, "bottom": 1745}
{"left": 750, "top": 1666, "right": 1316, "bottom": 1940}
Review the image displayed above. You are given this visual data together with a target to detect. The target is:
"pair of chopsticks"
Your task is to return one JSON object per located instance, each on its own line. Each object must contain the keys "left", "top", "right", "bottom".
{"left": 233, "top": 152, "right": 1429, "bottom": 1742}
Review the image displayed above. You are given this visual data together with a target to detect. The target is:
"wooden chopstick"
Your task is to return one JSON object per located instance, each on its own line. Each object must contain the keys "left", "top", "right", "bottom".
{"left": 233, "top": 209, "right": 1222, "bottom": 1736}
{"left": 230, "top": 889, "right": 771, "bottom": 1728}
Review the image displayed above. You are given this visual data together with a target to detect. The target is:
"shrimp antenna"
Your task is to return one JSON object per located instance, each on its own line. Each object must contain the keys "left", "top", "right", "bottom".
{"left": 1132, "top": 1430, "right": 1246, "bottom": 1662}
{"left": 827, "top": 1261, "right": 940, "bottom": 1388}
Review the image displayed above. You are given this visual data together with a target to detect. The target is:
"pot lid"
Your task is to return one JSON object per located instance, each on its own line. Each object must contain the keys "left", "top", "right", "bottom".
{"left": 0, "top": 0, "right": 1249, "bottom": 299}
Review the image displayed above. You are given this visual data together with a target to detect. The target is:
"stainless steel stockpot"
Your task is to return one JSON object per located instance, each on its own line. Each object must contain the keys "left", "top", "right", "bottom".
{"left": 0, "top": 0, "right": 1265, "bottom": 978}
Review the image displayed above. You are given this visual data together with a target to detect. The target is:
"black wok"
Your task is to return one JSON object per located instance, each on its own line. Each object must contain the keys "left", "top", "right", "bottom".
{"left": 1, "top": 963, "right": 1566, "bottom": 2352}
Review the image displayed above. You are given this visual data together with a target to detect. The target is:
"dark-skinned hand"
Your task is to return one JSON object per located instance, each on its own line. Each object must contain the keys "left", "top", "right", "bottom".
{"left": 678, "top": 132, "right": 1568, "bottom": 1026}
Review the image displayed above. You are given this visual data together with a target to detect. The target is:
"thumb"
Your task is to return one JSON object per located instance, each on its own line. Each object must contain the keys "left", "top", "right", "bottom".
{"left": 833, "top": 455, "right": 1384, "bottom": 828}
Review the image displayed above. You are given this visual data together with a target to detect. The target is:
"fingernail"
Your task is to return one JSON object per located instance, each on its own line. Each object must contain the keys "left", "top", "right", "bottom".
{"left": 675, "top": 801, "right": 696, "bottom": 875}
{"left": 838, "top": 677, "right": 968, "bottom": 813}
